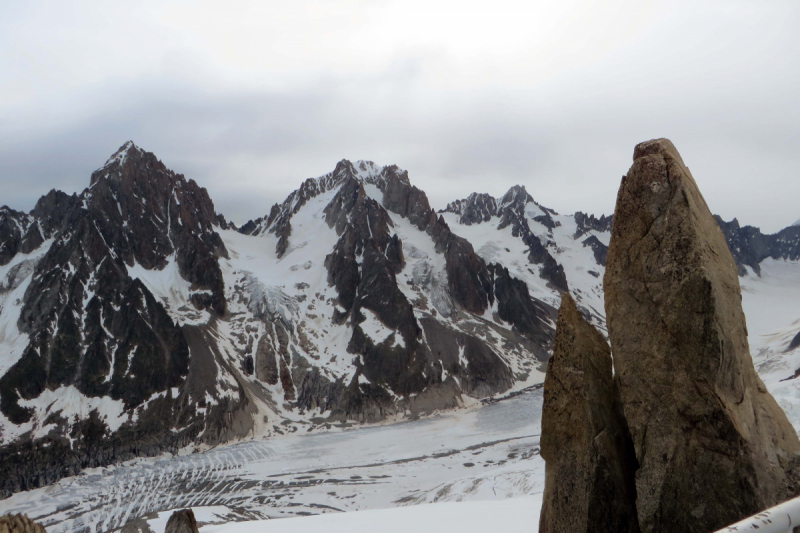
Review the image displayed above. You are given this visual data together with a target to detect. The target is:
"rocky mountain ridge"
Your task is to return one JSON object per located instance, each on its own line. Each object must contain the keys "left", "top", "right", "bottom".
{"left": 0, "top": 144, "right": 565, "bottom": 498}
{"left": 2, "top": 141, "right": 800, "bottom": 503}
{"left": 714, "top": 215, "right": 800, "bottom": 276}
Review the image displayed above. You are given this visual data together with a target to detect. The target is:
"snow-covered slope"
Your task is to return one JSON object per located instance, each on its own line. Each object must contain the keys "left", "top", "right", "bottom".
{"left": 740, "top": 259, "right": 800, "bottom": 428}
{"left": 441, "top": 187, "right": 610, "bottom": 332}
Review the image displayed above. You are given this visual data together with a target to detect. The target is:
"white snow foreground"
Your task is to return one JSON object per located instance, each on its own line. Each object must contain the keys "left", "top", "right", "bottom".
{"left": 741, "top": 259, "right": 800, "bottom": 430}
{"left": 146, "top": 497, "right": 542, "bottom": 533}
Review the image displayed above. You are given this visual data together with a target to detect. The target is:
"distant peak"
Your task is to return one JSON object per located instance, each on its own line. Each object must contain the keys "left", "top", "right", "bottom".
{"left": 103, "top": 141, "right": 139, "bottom": 167}
{"left": 499, "top": 184, "right": 534, "bottom": 208}
{"left": 793, "top": 218, "right": 800, "bottom": 227}
{"left": 331, "top": 159, "right": 383, "bottom": 181}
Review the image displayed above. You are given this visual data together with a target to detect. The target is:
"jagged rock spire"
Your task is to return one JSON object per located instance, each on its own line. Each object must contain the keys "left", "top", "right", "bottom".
{"left": 604, "top": 138, "right": 800, "bottom": 533}
{"left": 539, "top": 293, "right": 639, "bottom": 533}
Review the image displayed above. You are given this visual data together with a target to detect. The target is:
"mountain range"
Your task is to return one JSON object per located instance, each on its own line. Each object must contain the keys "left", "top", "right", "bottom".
{"left": 1, "top": 141, "right": 799, "bottom": 498}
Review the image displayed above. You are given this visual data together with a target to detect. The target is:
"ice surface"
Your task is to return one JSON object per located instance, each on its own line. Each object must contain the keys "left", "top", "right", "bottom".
{"left": 0, "top": 388, "right": 544, "bottom": 533}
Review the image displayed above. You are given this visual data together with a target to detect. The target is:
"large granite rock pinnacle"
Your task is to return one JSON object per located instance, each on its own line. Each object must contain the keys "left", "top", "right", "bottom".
{"left": 540, "top": 293, "right": 639, "bottom": 533}
{"left": 604, "top": 138, "right": 800, "bottom": 533}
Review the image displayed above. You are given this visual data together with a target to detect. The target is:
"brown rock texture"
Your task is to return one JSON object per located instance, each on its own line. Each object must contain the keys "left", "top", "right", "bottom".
{"left": 0, "top": 514, "right": 46, "bottom": 533}
{"left": 164, "top": 509, "right": 199, "bottom": 533}
{"left": 539, "top": 293, "right": 639, "bottom": 533}
{"left": 604, "top": 138, "right": 800, "bottom": 533}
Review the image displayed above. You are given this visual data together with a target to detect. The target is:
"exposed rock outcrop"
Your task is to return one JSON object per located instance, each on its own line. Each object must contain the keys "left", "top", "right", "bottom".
{"left": 495, "top": 187, "right": 568, "bottom": 292}
{"left": 581, "top": 235, "right": 608, "bottom": 267}
{"left": 540, "top": 293, "right": 639, "bottom": 533}
{"left": 604, "top": 138, "right": 800, "bottom": 533}
{"left": 714, "top": 215, "right": 800, "bottom": 276}
{"left": 0, "top": 514, "right": 46, "bottom": 533}
{"left": 164, "top": 509, "right": 199, "bottom": 533}
{"left": 441, "top": 192, "right": 498, "bottom": 225}
{"left": 574, "top": 211, "right": 613, "bottom": 239}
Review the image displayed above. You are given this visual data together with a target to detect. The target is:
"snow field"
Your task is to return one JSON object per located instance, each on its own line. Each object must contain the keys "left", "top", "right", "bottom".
{"left": 199, "top": 496, "right": 542, "bottom": 533}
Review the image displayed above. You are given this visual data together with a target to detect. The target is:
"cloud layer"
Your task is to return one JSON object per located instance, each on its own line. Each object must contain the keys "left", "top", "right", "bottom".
{"left": 1, "top": 0, "right": 798, "bottom": 231}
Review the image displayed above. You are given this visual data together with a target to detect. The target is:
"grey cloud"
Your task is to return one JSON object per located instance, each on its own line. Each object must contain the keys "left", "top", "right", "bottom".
{"left": 1, "top": 1, "right": 799, "bottom": 232}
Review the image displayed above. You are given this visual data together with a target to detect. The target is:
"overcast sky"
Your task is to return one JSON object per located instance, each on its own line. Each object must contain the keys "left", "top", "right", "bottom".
{"left": 1, "top": 1, "right": 798, "bottom": 231}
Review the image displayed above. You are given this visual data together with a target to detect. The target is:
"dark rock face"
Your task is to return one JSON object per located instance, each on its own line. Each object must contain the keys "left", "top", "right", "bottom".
{"left": 441, "top": 193, "right": 498, "bottom": 225}
{"left": 322, "top": 177, "right": 427, "bottom": 398}
{"left": 581, "top": 235, "right": 608, "bottom": 266}
{"left": 0, "top": 207, "right": 32, "bottom": 266}
{"left": 381, "top": 166, "right": 437, "bottom": 231}
{"left": 240, "top": 159, "right": 394, "bottom": 254}
{"left": 540, "top": 293, "right": 639, "bottom": 533}
{"left": 30, "top": 189, "right": 80, "bottom": 237}
{"left": 487, "top": 263, "right": 555, "bottom": 348}
{"left": 0, "top": 152, "right": 559, "bottom": 499}
{"left": 432, "top": 216, "right": 493, "bottom": 315}
{"left": 0, "top": 192, "right": 76, "bottom": 266}
{"left": 2, "top": 142, "right": 227, "bottom": 423}
{"left": 0, "top": 191, "right": 80, "bottom": 261}
{"left": 574, "top": 211, "right": 613, "bottom": 239}
{"left": 254, "top": 160, "right": 556, "bottom": 422}
{"left": 215, "top": 213, "right": 237, "bottom": 231}
{"left": 604, "top": 138, "right": 800, "bottom": 533}
{"left": 789, "top": 331, "right": 800, "bottom": 352}
{"left": 379, "top": 170, "right": 494, "bottom": 315}
{"left": 164, "top": 509, "right": 199, "bottom": 533}
{"left": 715, "top": 215, "right": 800, "bottom": 276}
{"left": 419, "top": 317, "right": 514, "bottom": 397}
{"left": 0, "top": 513, "right": 47, "bottom": 533}
{"left": 314, "top": 173, "right": 522, "bottom": 415}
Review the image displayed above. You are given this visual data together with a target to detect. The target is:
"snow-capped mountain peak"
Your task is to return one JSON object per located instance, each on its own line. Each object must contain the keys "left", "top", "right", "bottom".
{"left": 101, "top": 140, "right": 139, "bottom": 169}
